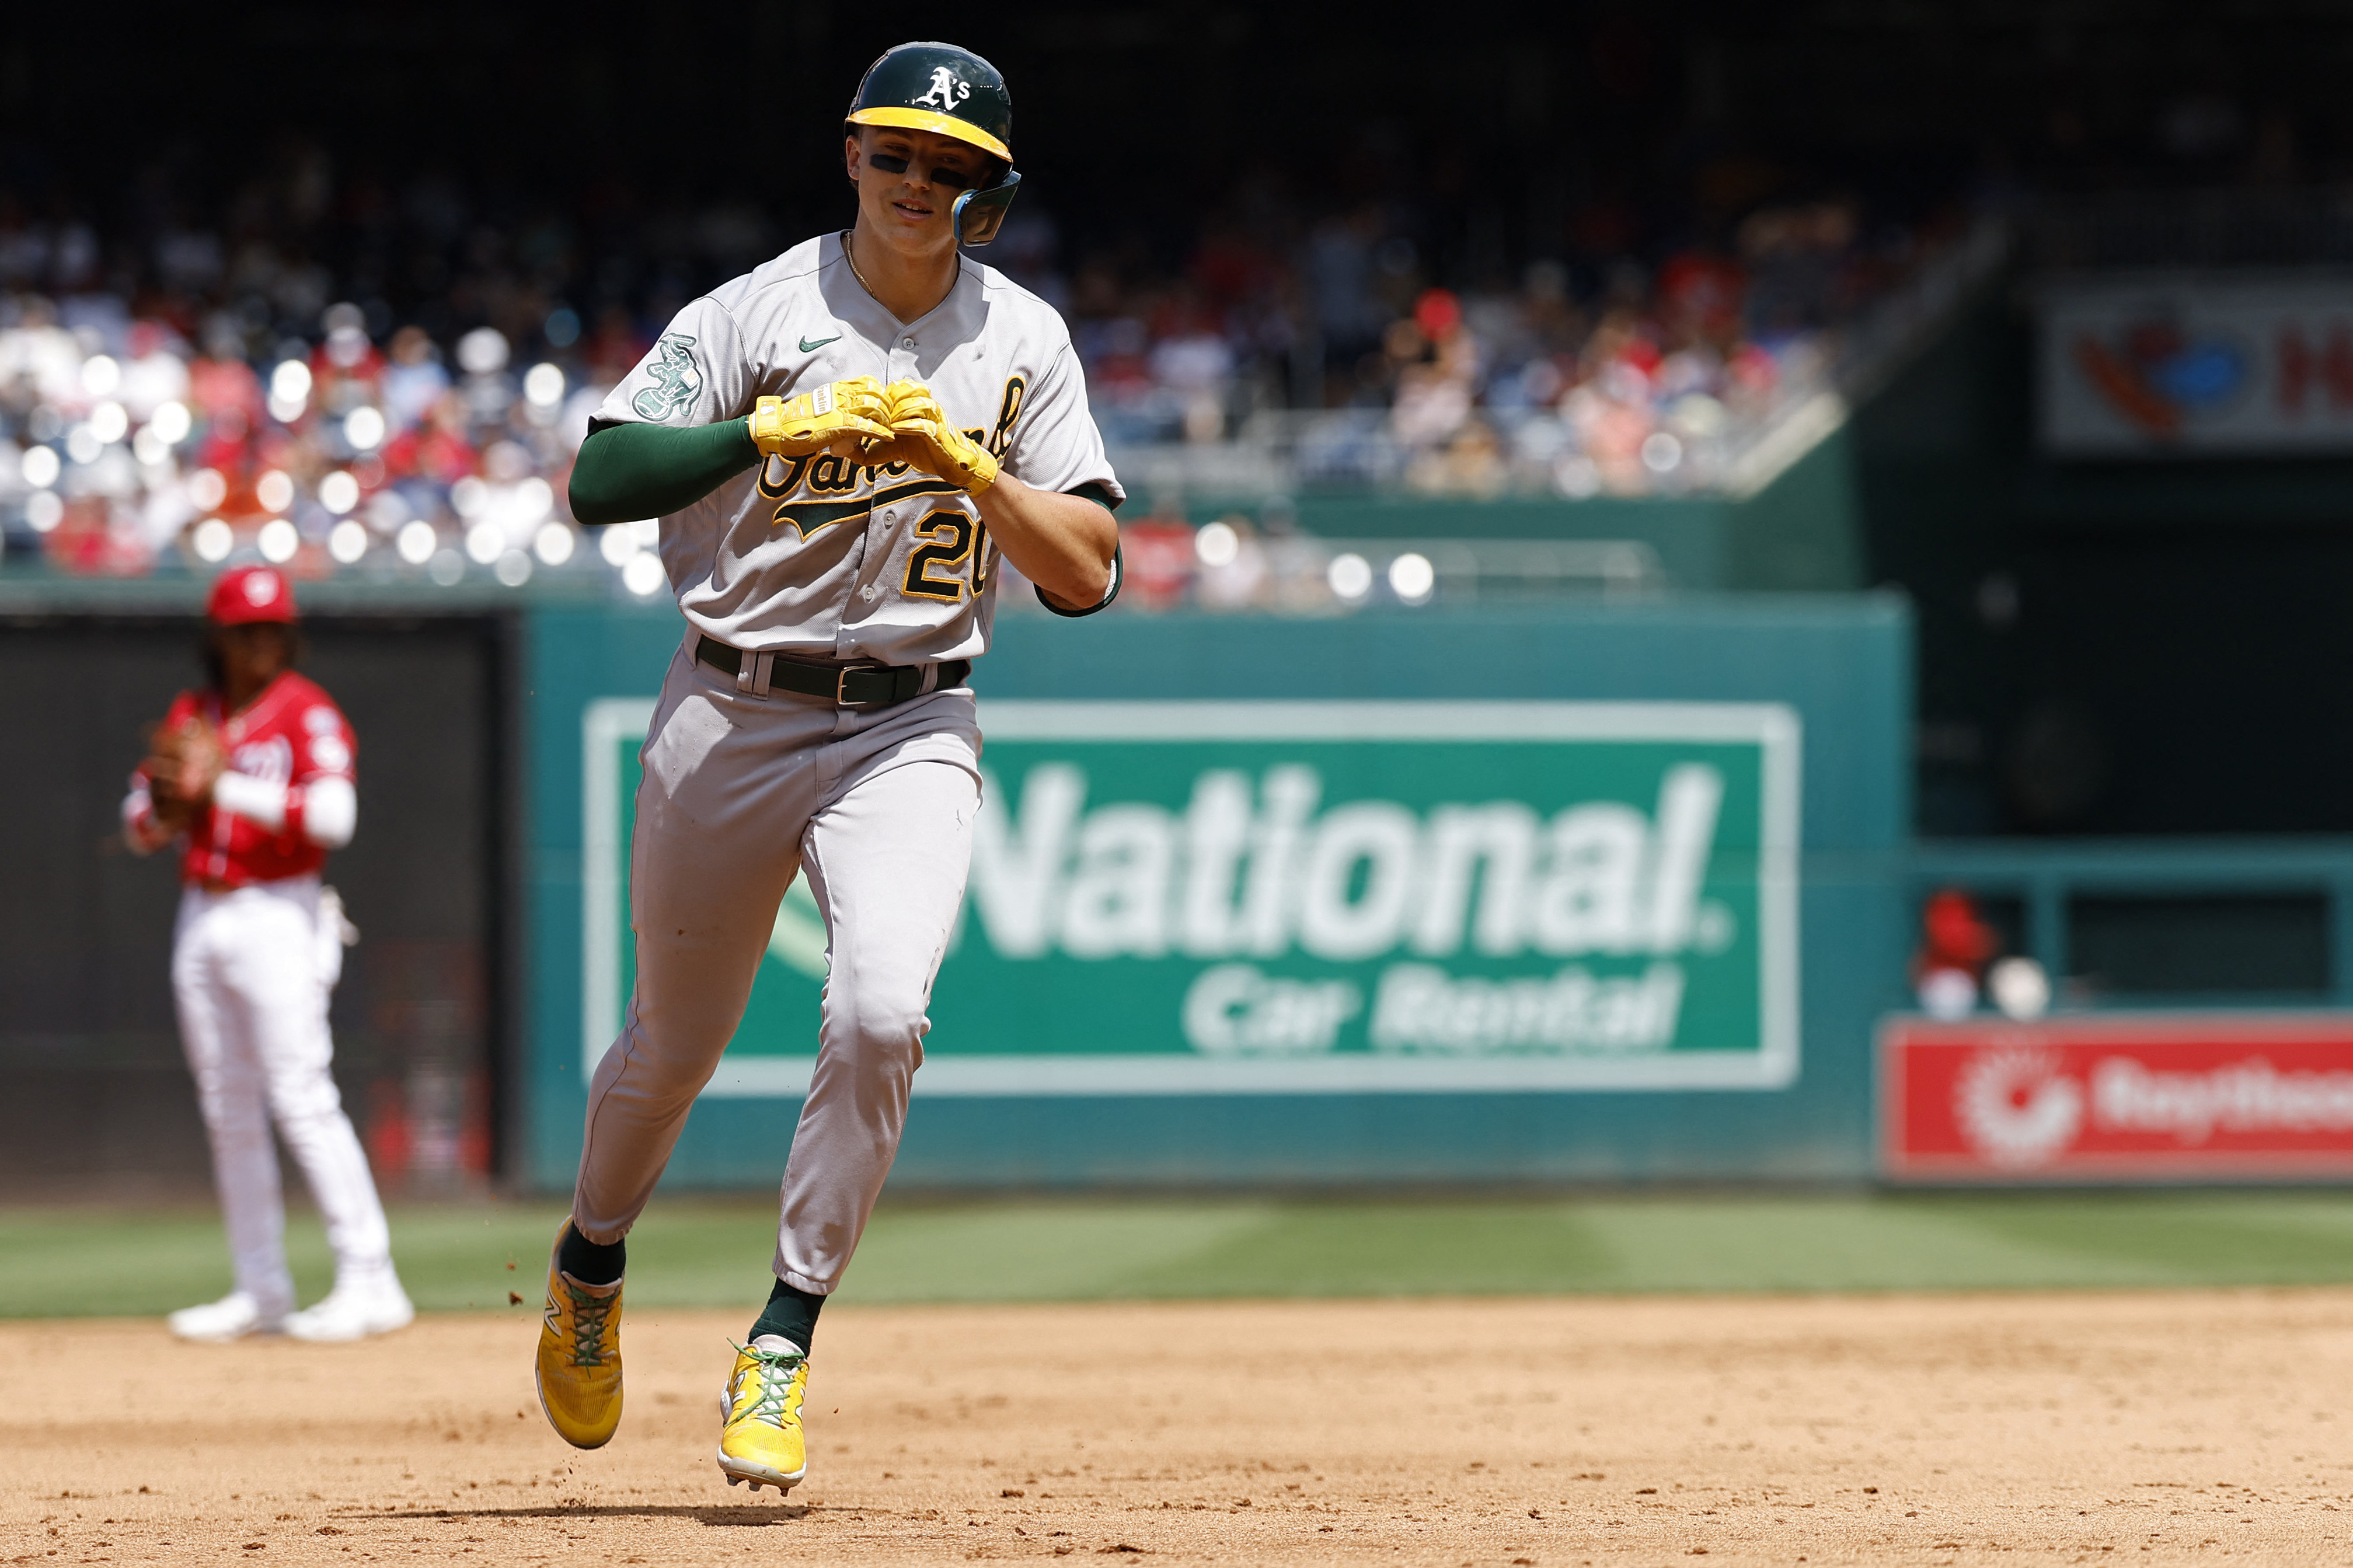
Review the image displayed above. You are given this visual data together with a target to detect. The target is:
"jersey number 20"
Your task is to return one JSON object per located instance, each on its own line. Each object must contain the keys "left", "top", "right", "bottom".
{"left": 900, "top": 509, "right": 990, "bottom": 602}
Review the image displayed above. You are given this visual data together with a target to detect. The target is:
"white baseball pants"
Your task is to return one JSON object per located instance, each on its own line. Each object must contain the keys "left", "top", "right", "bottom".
{"left": 571, "top": 638, "right": 981, "bottom": 1296}
{"left": 172, "top": 875, "right": 395, "bottom": 1312}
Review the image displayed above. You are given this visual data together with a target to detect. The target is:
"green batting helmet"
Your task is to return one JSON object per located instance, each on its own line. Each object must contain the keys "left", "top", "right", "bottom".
{"left": 845, "top": 41, "right": 1023, "bottom": 246}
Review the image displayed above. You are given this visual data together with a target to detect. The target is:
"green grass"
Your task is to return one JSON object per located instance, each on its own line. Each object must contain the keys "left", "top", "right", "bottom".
{"left": 9, "top": 1190, "right": 2353, "bottom": 1319}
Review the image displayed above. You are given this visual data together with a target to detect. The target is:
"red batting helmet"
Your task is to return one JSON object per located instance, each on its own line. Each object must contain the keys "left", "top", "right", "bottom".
{"left": 205, "top": 565, "right": 298, "bottom": 626}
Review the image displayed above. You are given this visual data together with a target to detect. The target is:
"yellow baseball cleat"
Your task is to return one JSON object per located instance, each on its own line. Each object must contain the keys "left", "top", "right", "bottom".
{"left": 716, "top": 1335, "right": 809, "bottom": 1493}
{"left": 533, "top": 1225, "right": 623, "bottom": 1450}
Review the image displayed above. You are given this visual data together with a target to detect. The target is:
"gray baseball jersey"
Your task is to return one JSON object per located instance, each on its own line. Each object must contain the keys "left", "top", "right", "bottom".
{"left": 592, "top": 231, "right": 1123, "bottom": 666}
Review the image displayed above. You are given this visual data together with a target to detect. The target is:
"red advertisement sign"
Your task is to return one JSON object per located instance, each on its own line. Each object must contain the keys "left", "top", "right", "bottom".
{"left": 1881, "top": 1014, "right": 2353, "bottom": 1182}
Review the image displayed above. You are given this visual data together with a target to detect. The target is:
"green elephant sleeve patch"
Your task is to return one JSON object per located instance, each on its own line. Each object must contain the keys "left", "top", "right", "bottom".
{"left": 631, "top": 334, "right": 704, "bottom": 421}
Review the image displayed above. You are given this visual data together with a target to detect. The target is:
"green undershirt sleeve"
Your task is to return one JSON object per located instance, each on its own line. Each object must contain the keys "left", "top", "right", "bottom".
{"left": 568, "top": 417, "right": 761, "bottom": 526}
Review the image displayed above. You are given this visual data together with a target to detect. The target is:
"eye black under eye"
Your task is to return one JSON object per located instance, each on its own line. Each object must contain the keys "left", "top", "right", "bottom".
{"left": 928, "top": 166, "right": 974, "bottom": 191}
{"left": 870, "top": 152, "right": 910, "bottom": 173}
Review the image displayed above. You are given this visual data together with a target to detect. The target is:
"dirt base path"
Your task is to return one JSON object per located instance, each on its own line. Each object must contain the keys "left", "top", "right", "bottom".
{"left": 8, "top": 1290, "right": 2353, "bottom": 1566}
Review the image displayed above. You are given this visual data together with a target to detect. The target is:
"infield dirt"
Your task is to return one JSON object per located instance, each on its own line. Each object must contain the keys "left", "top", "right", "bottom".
{"left": 6, "top": 1290, "right": 2352, "bottom": 1566}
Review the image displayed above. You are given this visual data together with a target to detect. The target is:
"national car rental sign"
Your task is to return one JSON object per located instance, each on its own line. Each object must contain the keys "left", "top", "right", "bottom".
{"left": 584, "top": 699, "right": 1803, "bottom": 1097}
{"left": 1881, "top": 1014, "right": 2353, "bottom": 1181}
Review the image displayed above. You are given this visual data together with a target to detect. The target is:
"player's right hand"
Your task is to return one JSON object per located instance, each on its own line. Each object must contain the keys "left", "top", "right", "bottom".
{"left": 748, "top": 377, "right": 893, "bottom": 459}
{"left": 142, "top": 715, "right": 226, "bottom": 822}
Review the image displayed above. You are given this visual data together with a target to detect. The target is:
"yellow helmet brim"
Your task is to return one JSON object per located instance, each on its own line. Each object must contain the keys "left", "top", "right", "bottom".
{"left": 845, "top": 105, "right": 1011, "bottom": 164}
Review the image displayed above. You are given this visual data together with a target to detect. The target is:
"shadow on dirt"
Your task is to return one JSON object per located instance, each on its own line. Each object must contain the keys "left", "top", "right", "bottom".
{"left": 363, "top": 1503, "right": 822, "bottom": 1525}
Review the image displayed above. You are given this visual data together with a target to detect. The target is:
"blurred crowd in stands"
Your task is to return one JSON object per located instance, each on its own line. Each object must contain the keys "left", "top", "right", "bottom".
{"left": 0, "top": 292, "right": 629, "bottom": 590}
{"left": 0, "top": 161, "right": 1963, "bottom": 593}
{"left": 1018, "top": 194, "right": 1940, "bottom": 500}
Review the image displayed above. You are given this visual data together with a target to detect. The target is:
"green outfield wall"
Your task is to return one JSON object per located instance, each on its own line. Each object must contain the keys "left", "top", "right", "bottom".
{"left": 524, "top": 595, "right": 1913, "bottom": 1192}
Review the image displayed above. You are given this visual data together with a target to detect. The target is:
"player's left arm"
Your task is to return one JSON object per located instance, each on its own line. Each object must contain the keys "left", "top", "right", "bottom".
{"left": 216, "top": 773, "right": 353, "bottom": 849}
{"left": 285, "top": 706, "right": 357, "bottom": 849}
{"left": 877, "top": 340, "right": 1122, "bottom": 612}
{"left": 208, "top": 706, "right": 358, "bottom": 850}
{"left": 974, "top": 478, "right": 1117, "bottom": 612}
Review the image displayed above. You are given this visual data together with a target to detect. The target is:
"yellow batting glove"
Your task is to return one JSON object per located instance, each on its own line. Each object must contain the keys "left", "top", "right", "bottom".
{"left": 877, "top": 379, "right": 1000, "bottom": 495}
{"left": 748, "top": 376, "right": 891, "bottom": 458}
{"left": 879, "top": 379, "right": 931, "bottom": 424}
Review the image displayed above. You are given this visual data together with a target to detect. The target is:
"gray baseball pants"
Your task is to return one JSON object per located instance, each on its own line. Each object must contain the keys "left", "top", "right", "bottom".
{"left": 570, "top": 635, "right": 980, "bottom": 1295}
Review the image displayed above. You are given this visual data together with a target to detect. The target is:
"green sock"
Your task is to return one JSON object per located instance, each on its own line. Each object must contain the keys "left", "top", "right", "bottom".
{"left": 748, "top": 1276, "right": 825, "bottom": 1352}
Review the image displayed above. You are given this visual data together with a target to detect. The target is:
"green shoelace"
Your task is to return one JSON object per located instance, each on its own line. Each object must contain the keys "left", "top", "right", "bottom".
{"left": 563, "top": 1281, "right": 617, "bottom": 1368}
{"left": 726, "top": 1340, "right": 807, "bottom": 1430}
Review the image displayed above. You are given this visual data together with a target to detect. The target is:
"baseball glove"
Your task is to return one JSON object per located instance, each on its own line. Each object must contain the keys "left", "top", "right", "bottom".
{"left": 867, "top": 380, "right": 1000, "bottom": 495}
{"left": 141, "top": 714, "right": 226, "bottom": 826}
{"left": 748, "top": 377, "right": 893, "bottom": 459}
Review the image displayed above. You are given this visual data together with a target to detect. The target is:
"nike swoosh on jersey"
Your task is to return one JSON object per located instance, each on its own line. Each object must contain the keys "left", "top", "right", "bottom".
{"left": 772, "top": 476, "right": 969, "bottom": 539}
{"left": 799, "top": 334, "right": 842, "bottom": 352}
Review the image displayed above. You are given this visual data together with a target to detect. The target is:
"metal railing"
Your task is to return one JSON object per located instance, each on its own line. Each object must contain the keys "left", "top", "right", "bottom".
{"left": 1910, "top": 837, "right": 2353, "bottom": 1008}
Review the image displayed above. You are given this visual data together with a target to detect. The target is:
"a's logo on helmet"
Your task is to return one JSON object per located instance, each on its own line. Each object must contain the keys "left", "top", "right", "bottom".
{"left": 915, "top": 66, "right": 971, "bottom": 112}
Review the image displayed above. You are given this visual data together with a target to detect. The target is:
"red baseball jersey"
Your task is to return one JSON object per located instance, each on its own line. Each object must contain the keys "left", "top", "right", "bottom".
{"left": 135, "top": 671, "right": 357, "bottom": 886}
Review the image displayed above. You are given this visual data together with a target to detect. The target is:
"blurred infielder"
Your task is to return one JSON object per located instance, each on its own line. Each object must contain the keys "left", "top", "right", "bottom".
{"left": 126, "top": 565, "right": 412, "bottom": 1343}
{"left": 538, "top": 41, "right": 1121, "bottom": 1491}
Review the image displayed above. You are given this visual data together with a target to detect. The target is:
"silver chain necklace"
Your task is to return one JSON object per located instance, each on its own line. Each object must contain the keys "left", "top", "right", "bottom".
{"left": 841, "top": 230, "right": 951, "bottom": 322}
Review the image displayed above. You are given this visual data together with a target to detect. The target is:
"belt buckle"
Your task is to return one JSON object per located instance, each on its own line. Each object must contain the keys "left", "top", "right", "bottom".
{"left": 835, "top": 663, "right": 910, "bottom": 709}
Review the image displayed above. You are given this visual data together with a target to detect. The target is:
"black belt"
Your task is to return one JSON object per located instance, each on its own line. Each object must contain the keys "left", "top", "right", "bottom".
{"left": 695, "top": 635, "right": 968, "bottom": 710}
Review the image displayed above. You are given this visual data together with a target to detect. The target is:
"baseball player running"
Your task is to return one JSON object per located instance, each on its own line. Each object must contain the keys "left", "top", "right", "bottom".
{"left": 126, "top": 565, "right": 413, "bottom": 1343}
{"left": 535, "top": 41, "right": 1121, "bottom": 1492}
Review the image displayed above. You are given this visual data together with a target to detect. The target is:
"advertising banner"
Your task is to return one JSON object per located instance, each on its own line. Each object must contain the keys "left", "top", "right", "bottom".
{"left": 1881, "top": 1014, "right": 2353, "bottom": 1181}
{"left": 583, "top": 700, "right": 1802, "bottom": 1098}
{"left": 2038, "top": 273, "right": 2353, "bottom": 455}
